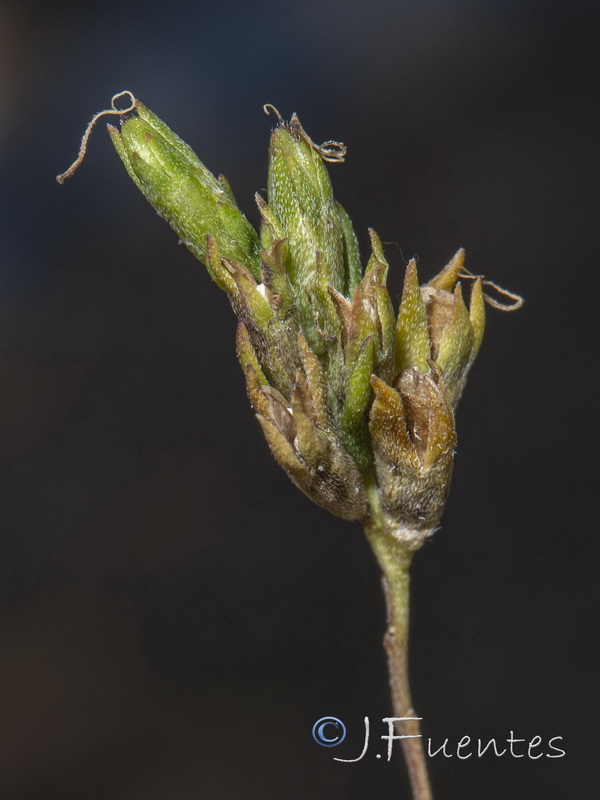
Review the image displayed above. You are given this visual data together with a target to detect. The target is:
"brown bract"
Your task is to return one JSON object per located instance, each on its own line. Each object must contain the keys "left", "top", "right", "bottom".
{"left": 241, "top": 334, "right": 367, "bottom": 521}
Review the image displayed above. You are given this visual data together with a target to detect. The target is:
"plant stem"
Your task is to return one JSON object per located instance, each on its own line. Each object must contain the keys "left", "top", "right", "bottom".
{"left": 364, "top": 500, "right": 433, "bottom": 800}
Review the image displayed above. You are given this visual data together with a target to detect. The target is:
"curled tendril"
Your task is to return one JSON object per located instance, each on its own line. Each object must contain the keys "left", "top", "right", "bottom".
{"left": 264, "top": 105, "right": 347, "bottom": 163}
{"left": 263, "top": 103, "right": 283, "bottom": 122}
{"left": 458, "top": 269, "right": 524, "bottom": 311}
{"left": 56, "top": 90, "right": 137, "bottom": 184}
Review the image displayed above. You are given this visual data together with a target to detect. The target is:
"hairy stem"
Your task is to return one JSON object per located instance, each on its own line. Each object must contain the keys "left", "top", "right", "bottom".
{"left": 364, "top": 502, "right": 433, "bottom": 800}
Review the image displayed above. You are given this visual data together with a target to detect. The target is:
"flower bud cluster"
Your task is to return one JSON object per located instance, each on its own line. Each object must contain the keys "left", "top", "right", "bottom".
{"left": 110, "top": 101, "right": 489, "bottom": 535}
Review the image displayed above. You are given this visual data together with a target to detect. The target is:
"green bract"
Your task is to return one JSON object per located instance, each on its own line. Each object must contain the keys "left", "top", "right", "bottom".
{"left": 109, "top": 100, "right": 488, "bottom": 531}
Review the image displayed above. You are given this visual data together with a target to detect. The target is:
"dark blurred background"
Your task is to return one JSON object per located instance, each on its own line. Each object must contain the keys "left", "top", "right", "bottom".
{"left": 1, "top": 0, "right": 598, "bottom": 797}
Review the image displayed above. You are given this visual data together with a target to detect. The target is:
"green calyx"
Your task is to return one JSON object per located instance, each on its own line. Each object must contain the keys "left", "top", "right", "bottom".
{"left": 108, "top": 101, "right": 262, "bottom": 280}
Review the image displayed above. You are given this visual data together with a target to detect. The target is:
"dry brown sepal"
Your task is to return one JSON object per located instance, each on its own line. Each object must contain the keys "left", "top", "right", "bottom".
{"left": 369, "top": 370, "right": 456, "bottom": 533}
{"left": 242, "top": 362, "right": 367, "bottom": 521}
